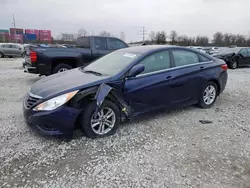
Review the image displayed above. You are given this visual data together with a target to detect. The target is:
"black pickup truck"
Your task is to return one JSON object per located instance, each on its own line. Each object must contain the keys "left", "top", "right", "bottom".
{"left": 23, "top": 36, "right": 128, "bottom": 75}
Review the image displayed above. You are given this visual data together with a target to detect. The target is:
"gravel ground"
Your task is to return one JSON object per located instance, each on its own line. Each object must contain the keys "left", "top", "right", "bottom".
{"left": 0, "top": 58, "right": 250, "bottom": 188}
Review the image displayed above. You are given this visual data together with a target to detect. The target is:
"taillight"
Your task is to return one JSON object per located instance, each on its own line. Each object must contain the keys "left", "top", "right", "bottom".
{"left": 30, "top": 51, "right": 37, "bottom": 63}
{"left": 220, "top": 64, "right": 228, "bottom": 71}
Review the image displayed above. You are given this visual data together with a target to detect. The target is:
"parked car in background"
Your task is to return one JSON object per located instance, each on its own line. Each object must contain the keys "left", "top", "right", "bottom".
{"left": 0, "top": 43, "right": 25, "bottom": 58}
{"left": 62, "top": 44, "right": 76, "bottom": 48}
{"left": 203, "top": 47, "right": 220, "bottom": 55}
{"left": 213, "top": 47, "right": 250, "bottom": 69}
{"left": 190, "top": 46, "right": 207, "bottom": 54}
{"left": 23, "top": 36, "right": 128, "bottom": 75}
{"left": 23, "top": 45, "right": 228, "bottom": 139}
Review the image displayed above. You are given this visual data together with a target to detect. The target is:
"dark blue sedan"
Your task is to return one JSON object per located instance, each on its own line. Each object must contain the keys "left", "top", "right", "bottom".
{"left": 23, "top": 45, "right": 228, "bottom": 138}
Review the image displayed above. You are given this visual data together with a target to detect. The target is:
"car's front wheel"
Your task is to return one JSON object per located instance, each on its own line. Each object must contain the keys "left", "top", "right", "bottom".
{"left": 81, "top": 100, "right": 120, "bottom": 138}
{"left": 198, "top": 82, "right": 218, "bottom": 109}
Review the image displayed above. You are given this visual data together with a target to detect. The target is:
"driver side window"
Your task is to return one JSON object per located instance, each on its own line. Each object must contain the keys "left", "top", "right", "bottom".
{"left": 139, "top": 51, "right": 171, "bottom": 75}
{"left": 247, "top": 49, "right": 250, "bottom": 56}
{"left": 240, "top": 49, "right": 248, "bottom": 57}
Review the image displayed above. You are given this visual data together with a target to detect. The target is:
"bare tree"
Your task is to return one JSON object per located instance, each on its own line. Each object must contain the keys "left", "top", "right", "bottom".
{"left": 246, "top": 37, "right": 250, "bottom": 46}
{"left": 235, "top": 34, "right": 246, "bottom": 46}
{"left": 100, "top": 31, "right": 112, "bottom": 37}
{"left": 195, "top": 36, "right": 209, "bottom": 46}
{"left": 213, "top": 32, "right": 224, "bottom": 46}
{"left": 155, "top": 31, "right": 167, "bottom": 44}
{"left": 230, "top": 34, "right": 237, "bottom": 45}
{"left": 149, "top": 31, "right": 156, "bottom": 42}
{"left": 77, "top": 29, "right": 88, "bottom": 37}
{"left": 177, "top": 35, "right": 189, "bottom": 46}
{"left": 169, "top": 30, "right": 178, "bottom": 44}
{"left": 120, "top": 32, "right": 125, "bottom": 41}
{"left": 223, "top": 33, "right": 232, "bottom": 46}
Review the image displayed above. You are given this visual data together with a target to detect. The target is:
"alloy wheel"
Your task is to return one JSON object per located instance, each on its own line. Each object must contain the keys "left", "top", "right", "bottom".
{"left": 231, "top": 61, "right": 237, "bottom": 69}
{"left": 91, "top": 107, "right": 116, "bottom": 135}
{"left": 203, "top": 85, "right": 216, "bottom": 105}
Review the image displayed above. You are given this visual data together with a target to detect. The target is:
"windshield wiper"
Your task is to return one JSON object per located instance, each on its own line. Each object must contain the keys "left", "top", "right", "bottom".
{"left": 84, "top": 70, "right": 102, "bottom": 76}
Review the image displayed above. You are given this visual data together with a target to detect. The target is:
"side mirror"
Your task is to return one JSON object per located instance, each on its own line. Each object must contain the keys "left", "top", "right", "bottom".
{"left": 238, "top": 53, "right": 243, "bottom": 57}
{"left": 128, "top": 64, "right": 145, "bottom": 78}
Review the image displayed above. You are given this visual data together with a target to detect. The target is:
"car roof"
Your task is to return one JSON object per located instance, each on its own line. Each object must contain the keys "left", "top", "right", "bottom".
{"left": 119, "top": 45, "right": 189, "bottom": 54}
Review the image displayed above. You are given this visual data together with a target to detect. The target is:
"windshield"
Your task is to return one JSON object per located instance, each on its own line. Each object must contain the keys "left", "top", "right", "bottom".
{"left": 83, "top": 51, "right": 141, "bottom": 76}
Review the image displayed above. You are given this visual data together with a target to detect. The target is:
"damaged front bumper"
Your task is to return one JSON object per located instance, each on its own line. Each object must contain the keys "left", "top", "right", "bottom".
{"left": 23, "top": 103, "right": 81, "bottom": 138}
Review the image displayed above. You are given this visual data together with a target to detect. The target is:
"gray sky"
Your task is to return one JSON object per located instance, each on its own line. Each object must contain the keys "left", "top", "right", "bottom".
{"left": 0, "top": 0, "right": 250, "bottom": 42}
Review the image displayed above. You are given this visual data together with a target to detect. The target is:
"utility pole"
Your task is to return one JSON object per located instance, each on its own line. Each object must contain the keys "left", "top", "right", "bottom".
{"left": 139, "top": 27, "right": 147, "bottom": 43}
{"left": 12, "top": 14, "right": 17, "bottom": 43}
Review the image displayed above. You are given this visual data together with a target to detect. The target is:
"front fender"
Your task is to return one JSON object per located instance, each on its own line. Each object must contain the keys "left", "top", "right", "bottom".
{"left": 71, "top": 84, "right": 132, "bottom": 117}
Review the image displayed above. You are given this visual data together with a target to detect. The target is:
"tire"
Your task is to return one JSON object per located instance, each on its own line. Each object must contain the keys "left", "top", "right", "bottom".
{"left": 52, "top": 63, "right": 72, "bottom": 74}
{"left": 228, "top": 60, "right": 238, "bottom": 69}
{"left": 198, "top": 82, "right": 218, "bottom": 109}
{"left": 81, "top": 100, "right": 120, "bottom": 138}
{"left": 0, "top": 52, "right": 4, "bottom": 58}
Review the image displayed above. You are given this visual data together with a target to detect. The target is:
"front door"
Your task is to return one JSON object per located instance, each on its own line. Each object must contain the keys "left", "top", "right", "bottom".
{"left": 238, "top": 49, "right": 250, "bottom": 66}
{"left": 245, "top": 48, "right": 250, "bottom": 65}
{"left": 124, "top": 50, "right": 177, "bottom": 113}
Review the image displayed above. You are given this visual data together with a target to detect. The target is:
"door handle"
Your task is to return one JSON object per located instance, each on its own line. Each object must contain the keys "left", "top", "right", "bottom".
{"left": 166, "top": 76, "right": 173, "bottom": 81}
{"left": 200, "top": 66, "right": 205, "bottom": 71}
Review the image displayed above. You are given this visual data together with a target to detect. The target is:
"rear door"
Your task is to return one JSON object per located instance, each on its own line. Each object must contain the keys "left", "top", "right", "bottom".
{"left": 1, "top": 44, "right": 12, "bottom": 55}
{"left": 92, "top": 37, "right": 111, "bottom": 59}
{"left": 169, "top": 49, "right": 214, "bottom": 105}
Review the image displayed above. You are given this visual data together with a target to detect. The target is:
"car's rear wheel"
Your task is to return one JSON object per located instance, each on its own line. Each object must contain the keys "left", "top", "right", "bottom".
{"left": 0, "top": 52, "right": 4, "bottom": 58}
{"left": 80, "top": 100, "right": 120, "bottom": 138}
{"left": 52, "top": 63, "right": 72, "bottom": 74}
{"left": 228, "top": 60, "right": 238, "bottom": 69}
{"left": 198, "top": 82, "right": 218, "bottom": 109}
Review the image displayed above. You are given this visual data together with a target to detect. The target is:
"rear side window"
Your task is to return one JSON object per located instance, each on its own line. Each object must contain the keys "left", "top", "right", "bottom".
{"left": 94, "top": 37, "right": 108, "bottom": 50}
{"left": 140, "top": 50, "right": 171, "bottom": 74}
{"left": 198, "top": 54, "right": 210, "bottom": 62}
{"left": 76, "top": 37, "right": 90, "bottom": 48}
{"left": 109, "top": 38, "right": 127, "bottom": 50}
{"left": 172, "top": 50, "right": 199, "bottom": 67}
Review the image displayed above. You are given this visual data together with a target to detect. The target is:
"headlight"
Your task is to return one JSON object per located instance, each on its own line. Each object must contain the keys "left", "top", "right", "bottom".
{"left": 33, "top": 90, "right": 78, "bottom": 111}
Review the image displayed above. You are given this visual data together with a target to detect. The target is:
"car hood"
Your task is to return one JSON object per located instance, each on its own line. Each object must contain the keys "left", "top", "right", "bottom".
{"left": 30, "top": 68, "right": 111, "bottom": 98}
